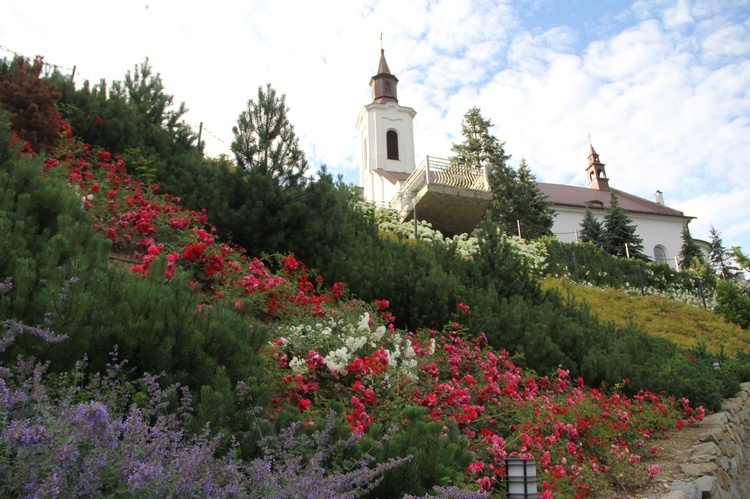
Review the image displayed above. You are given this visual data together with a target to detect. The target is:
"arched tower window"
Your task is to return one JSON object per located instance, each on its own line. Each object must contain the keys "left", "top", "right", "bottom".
{"left": 386, "top": 130, "right": 399, "bottom": 160}
{"left": 654, "top": 245, "right": 667, "bottom": 263}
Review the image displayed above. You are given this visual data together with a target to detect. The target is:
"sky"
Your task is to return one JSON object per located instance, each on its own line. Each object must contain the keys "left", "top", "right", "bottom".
{"left": 2, "top": 0, "right": 750, "bottom": 252}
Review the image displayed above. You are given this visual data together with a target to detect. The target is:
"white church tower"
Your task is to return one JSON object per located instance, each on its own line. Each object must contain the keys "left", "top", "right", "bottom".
{"left": 355, "top": 48, "right": 417, "bottom": 205}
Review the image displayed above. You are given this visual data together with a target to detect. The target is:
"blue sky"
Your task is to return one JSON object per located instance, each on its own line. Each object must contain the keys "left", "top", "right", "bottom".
{"left": 2, "top": 0, "right": 749, "bottom": 253}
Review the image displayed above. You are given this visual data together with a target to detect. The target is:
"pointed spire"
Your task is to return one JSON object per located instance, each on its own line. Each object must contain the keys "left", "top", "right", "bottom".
{"left": 370, "top": 43, "right": 399, "bottom": 104}
{"left": 377, "top": 49, "right": 391, "bottom": 75}
{"left": 588, "top": 144, "right": 600, "bottom": 166}
{"left": 585, "top": 142, "right": 609, "bottom": 191}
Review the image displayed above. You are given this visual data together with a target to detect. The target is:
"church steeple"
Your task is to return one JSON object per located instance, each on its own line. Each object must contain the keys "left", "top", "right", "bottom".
{"left": 586, "top": 143, "right": 610, "bottom": 190}
{"left": 370, "top": 49, "right": 399, "bottom": 104}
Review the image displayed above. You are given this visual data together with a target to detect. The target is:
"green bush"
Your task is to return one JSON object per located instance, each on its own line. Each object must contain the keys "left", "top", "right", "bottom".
{"left": 715, "top": 280, "right": 750, "bottom": 329}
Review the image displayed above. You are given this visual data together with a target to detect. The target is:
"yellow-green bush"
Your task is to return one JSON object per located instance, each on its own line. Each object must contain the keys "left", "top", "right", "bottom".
{"left": 542, "top": 277, "right": 750, "bottom": 355}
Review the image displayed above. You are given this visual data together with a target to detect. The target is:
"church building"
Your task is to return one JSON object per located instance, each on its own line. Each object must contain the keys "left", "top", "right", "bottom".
{"left": 356, "top": 49, "right": 692, "bottom": 268}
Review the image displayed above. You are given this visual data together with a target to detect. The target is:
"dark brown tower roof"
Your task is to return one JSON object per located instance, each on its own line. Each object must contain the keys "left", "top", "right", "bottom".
{"left": 370, "top": 49, "right": 399, "bottom": 104}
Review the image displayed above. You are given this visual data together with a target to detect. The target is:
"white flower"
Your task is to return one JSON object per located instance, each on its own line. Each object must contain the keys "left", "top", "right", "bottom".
{"left": 324, "top": 346, "right": 350, "bottom": 374}
{"left": 289, "top": 356, "right": 308, "bottom": 374}
{"left": 404, "top": 343, "right": 416, "bottom": 359}
{"left": 345, "top": 335, "right": 367, "bottom": 353}
{"left": 358, "top": 313, "right": 371, "bottom": 332}
{"left": 399, "top": 358, "right": 418, "bottom": 381}
{"left": 373, "top": 325, "right": 386, "bottom": 342}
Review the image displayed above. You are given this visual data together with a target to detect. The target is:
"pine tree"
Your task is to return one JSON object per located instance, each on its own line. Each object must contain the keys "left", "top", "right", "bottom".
{"left": 450, "top": 108, "right": 516, "bottom": 234}
{"left": 0, "top": 56, "right": 61, "bottom": 153}
{"left": 709, "top": 226, "right": 738, "bottom": 280}
{"left": 514, "top": 158, "right": 555, "bottom": 239}
{"left": 49, "top": 58, "right": 201, "bottom": 194}
{"left": 678, "top": 225, "right": 707, "bottom": 270}
{"left": 731, "top": 246, "right": 750, "bottom": 275}
{"left": 603, "top": 191, "right": 645, "bottom": 259}
{"left": 231, "top": 84, "right": 308, "bottom": 188}
{"left": 579, "top": 208, "right": 606, "bottom": 247}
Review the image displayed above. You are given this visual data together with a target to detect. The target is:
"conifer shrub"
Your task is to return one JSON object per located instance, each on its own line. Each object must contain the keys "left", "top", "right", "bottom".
{"left": 715, "top": 280, "right": 750, "bottom": 329}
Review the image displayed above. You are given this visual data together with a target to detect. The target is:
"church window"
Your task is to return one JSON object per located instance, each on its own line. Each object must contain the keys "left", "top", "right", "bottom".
{"left": 386, "top": 130, "right": 399, "bottom": 160}
{"left": 385, "top": 81, "right": 392, "bottom": 93}
{"left": 654, "top": 245, "right": 667, "bottom": 263}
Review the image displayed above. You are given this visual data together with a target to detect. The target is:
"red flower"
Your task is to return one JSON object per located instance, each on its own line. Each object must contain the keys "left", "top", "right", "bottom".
{"left": 374, "top": 299, "right": 390, "bottom": 311}
{"left": 331, "top": 282, "right": 345, "bottom": 299}
{"left": 182, "top": 243, "right": 206, "bottom": 263}
{"left": 282, "top": 254, "right": 300, "bottom": 274}
{"left": 298, "top": 398, "right": 312, "bottom": 411}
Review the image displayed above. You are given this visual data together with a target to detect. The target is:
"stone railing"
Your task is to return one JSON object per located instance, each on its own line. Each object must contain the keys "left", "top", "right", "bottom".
{"left": 651, "top": 382, "right": 750, "bottom": 498}
{"left": 391, "top": 156, "right": 490, "bottom": 212}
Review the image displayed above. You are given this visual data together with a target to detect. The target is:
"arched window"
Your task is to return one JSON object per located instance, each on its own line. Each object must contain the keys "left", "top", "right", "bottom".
{"left": 386, "top": 130, "right": 399, "bottom": 160}
{"left": 654, "top": 245, "right": 667, "bottom": 263}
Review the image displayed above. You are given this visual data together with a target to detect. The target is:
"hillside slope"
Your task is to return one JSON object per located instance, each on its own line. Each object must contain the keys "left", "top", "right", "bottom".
{"left": 543, "top": 277, "right": 750, "bottom": 355}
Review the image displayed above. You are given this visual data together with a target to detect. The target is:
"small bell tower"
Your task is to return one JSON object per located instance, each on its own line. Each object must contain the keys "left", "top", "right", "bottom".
{"left": 355, "top": 42, "right": 417, "bottom": 204}
{"left": 586, "top": 143, "right": 610, "bottom": 191}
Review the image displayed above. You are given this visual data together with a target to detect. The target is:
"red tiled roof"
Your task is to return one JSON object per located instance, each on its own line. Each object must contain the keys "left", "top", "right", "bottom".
{"left": 537, "top": 182, "right": 686, "bottom": 217}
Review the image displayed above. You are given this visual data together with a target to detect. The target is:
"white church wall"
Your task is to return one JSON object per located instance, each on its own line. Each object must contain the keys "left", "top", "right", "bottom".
{"left": 630, "top": 212, "right": 687, "bottom": 268}
{"left": 550, "top": 207, "right": 687, "bottom": 268}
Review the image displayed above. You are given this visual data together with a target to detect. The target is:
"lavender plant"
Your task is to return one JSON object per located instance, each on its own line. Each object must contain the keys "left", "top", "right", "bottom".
{"left": 0, "top": 277, "right": 411, "bottom": 498}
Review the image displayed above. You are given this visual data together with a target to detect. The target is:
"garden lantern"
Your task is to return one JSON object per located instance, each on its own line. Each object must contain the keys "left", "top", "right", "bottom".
{"left": 505, "top": 458, "right": 538, "bottom": 498}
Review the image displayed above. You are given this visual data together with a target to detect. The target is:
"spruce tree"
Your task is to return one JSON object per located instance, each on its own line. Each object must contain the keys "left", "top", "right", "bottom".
{"left": 231, "top": 84, "right": 308, "bottom": 188}
{"left": 579, "top": 208, "right": 606, "bottom": 247}
{"left": 731, "top": 246, "right": 750, "bottom": 275}
{"left": 709, "top": 225, "right": 738, "bottom": 280}
{"left": 450, "top": 108, "right": 516, "bottom": 234}
{"left": 678, "top": 225, "right": 707, "bottom": 270}
{"left": 514, "top": 158, "right": 555, "bottom": 239}
{"left": 0, "top": 56, "right": 61, "bottom": 153}
{"left": 603, "top": 191, "right": 645, "bottom": 259}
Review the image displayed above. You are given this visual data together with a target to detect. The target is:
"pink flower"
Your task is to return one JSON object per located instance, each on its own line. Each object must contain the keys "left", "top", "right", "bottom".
{"left": 467, "top": 461, "right": 485, "bottom": 474}
{"left": 477, "top": 476, "right": 493, "bottom": 491}
{"left": 647, "top": 465, "right": 660, "bottom": 479}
